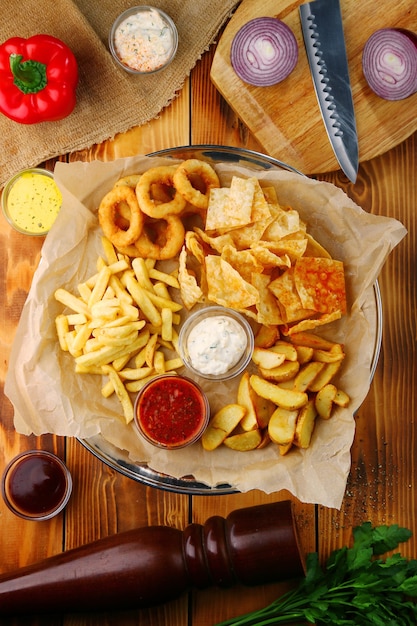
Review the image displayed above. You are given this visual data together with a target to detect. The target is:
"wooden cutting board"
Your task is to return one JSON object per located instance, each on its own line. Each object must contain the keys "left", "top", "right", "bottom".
{"left": 211, "top": 0, "right": 417, "bottom": 176}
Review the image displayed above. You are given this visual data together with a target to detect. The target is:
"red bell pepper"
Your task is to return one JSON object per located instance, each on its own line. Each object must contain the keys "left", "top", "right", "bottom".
{"left": 0, "top": 34, "right": 78, "bottom": 124}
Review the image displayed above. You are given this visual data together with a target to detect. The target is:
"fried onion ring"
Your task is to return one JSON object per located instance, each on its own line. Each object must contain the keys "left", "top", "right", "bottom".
{"left": 173, "top": 159, "right": 220, "bottom": 210}
{"left": 136, "top": 166, "right": 187, "bottom": 219}
{"left": 98, "top": 186, "right": 143, "bottom": 248}
{"left": 134, "top": 214, "right": 185, "bottom": 260}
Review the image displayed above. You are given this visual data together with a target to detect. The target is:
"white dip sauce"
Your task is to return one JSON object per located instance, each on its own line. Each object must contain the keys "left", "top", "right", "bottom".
{"left": 114, "top": 9, "right": 174, "bottom": 72}
{"left": 187, "top": 316, "right": 247, "bottom": 375}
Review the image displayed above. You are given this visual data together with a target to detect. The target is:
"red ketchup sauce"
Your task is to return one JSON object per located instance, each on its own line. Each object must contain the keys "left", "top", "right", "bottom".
{"left": 2, "top": 451, "right": 72, "bottom": 520}
{"left": 135, "top": 375, "right": 209, "bottom": 449}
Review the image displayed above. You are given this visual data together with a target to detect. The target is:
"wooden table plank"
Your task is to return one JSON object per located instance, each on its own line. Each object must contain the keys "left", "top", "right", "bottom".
{"left": 0, "top": 28, "right": 416, "bottom": 626}
{"left": 318, "top": 132, "right": 417, "bottom": 556}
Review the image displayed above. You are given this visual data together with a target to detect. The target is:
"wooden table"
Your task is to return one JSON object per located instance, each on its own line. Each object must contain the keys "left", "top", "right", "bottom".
{"left": 0, "top": 38, "right": 416, "bottom": 626}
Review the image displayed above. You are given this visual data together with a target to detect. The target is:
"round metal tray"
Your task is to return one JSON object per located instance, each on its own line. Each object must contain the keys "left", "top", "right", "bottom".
{"left": 79, "top": 145, "right": 383, "bottom": 495}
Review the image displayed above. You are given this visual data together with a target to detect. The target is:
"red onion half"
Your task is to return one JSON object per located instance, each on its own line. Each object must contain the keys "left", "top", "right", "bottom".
{"left": 230, "top": 17, "right": 298, "bottom": 87}
{"left": 362, "top": 28, "right": 417, "bottom": 100}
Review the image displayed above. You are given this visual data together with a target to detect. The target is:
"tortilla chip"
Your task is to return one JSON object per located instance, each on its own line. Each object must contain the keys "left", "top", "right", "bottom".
{"left": 251, "top": 180, "right": 272, "bottom": 223}
{"left": 293, "top": 257, "right": 347, "bottom": 315}
{"left": 205, "top": 255, "right": 259, "bottom": 310}
{"left": 257, "top": 238, "right": 308, "bottom": 261}
{"left": 221, "top": 245, "right": 263, "bottom": 282}
{"left": 285, "top": 311, "right": 342, "bottom": 334}
{"left": 205, "top": 177, "right": 255, "bottom": 231}
{"left": 178, "top": 247, "right": 204, "bottom": 310}
{"left": 263, "top": 207, "right": 302, "bottom": 240}
{"left": 193, "top": 227, "right": 235, "bottom": 255}
{"left": 250, "top": 245, "right": 291, "bottom": 269}
{"left": 185, "top": 231, "right": 206, "bottom": 264}
{"left": 269, "top": 268, "right": 315, "bottom": 323}
{"left": 251, "top": 273, "right": 285, "bottom": 325}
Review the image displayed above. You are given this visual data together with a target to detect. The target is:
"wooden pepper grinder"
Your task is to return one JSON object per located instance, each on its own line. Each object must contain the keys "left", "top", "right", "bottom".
{"left": 0, "top": 500, "right": 304, "bottom": 615}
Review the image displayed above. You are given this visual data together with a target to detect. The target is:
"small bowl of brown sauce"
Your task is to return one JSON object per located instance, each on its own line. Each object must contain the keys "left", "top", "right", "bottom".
{"left": 1, "top": 450, "right": 72, "bottom": 521}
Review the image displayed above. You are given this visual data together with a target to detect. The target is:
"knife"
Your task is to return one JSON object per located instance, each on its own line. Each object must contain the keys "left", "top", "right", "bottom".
{"left": 299, "top": 0, "right": 359, "bottom": 182}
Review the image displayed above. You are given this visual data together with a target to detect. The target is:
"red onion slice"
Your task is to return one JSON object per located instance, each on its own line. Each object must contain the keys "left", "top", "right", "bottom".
{"left": 230, "top": 17, "right": 298, "bottom": 87}
{"left": 362, "top": 28, "right": 417, "bottom": 100}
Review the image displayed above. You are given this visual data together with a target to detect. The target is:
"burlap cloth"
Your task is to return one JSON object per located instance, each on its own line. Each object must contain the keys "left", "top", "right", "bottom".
{"left": 0, "top": 0, "right": 239, "bottom": 187}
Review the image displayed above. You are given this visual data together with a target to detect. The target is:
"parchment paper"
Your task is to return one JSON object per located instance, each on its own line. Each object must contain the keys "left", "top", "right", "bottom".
{"left": 4, "top": 155, "right": 407, "bottom": 509}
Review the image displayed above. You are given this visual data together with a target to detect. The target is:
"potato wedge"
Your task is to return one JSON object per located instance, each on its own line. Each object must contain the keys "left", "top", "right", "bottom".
{"left": 334, "top": 388, "right": 350, "bottom": 407}
{"left": 250, "top": 375, "right": 308, "bottom": 411}
{"left": 259, "top": 360, "right": 300, "bottom": 383}
{"left": 294, "top": 345, "right": 314, "bottom": 364}
{"left": 223, "top": 429, "right": 262, "bottom": 451}
{"left": 252, "top": 347, "right": 286, "bottom": 370}
{"left": 294, "top": 400, "right": 318, "bottom": 448}
{"left": 293, "top": 361, "right": 324, "bottom": 392}
{"left": 269, "top": 341, "right": 298, "bottom": 362}
{"left": 237, "top": 372, "right": 258, "bottom": 431}
{"left": 253, "top": 394, "right": 275, "bottom": 429}
{"left": 308, "top": 361, "right": 342, "bottom": 392}
{"left": 202, "top": 404, "right": 246, "bottom": 451}
{"left": 268, "top": 407, "right": 298, "bottom": 445}
{"left": 254, "top": 325, "right": 279, "bottom": 348}
{"left": 289, "top": 332, "right": 337, "bottom": 351}
{"left": 315, "top": 383, "right": 337, "bottom": 419}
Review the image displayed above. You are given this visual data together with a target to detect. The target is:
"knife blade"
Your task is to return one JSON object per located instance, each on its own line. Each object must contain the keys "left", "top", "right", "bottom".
{"left": 299, "top": 0, "right": 359, "bottom": 182}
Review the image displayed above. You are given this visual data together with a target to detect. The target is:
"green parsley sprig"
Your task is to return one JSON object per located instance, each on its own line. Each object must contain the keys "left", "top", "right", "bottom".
{"left": 216, "top": 522, "right": 417, "bottom": 626}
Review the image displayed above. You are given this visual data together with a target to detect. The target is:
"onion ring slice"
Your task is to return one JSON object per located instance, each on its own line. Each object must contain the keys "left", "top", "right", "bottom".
{"left": 135, "top": 214, "right": 185, "bottom": 260}
{"left": 173, "top": 159, "right": 220, "bottom": 210}
{"left": 136, "top": 166, "right": 187, "bottom": 218}
{"left": 98, "top": 185, "right": 143, "bottom": 248}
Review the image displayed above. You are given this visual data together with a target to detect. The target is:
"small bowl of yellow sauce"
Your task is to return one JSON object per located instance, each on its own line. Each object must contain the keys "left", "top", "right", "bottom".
{"left": 109, "top": 6, "right": 178, "bottom": 75}
{"left": 1, "top": 168, "right": 63, "bottom": 236}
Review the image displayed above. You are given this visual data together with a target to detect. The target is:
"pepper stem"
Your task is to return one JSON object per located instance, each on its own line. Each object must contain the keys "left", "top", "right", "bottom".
{"left": 9, "top": 54, "right": 47, "bottom": 94}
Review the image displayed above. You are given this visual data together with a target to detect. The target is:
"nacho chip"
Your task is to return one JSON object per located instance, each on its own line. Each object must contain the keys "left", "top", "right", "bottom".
{"left": 285, "top": 311, "right": 342, "bottom": 335}
{"left": 205, "top": 177, "right": 255, "bottom": 232}
{"left": 194, "top": 227, "right": 235, "bottom": 255}
{"left": 221, "top": 245, "right": 263, "bottom": 282}
{"left": 251, "top": 179, "right": 272, "bottom": 223}
{"left": 251, "top": 273, "right": 285, "bottom": 325}
{"left": 263, "top": 207, "right": 302, "bottom": 240}
{"left": 269, "top": 268, "right": 315, "bottom": 323}
{"left": 256, "top": 238, "right": 308, "bottom": 261}
{"left": 250, "top": 245, "right": 291, "bottom": 269}
{"left": 178, "top": 247, "right": 204, "bottom": 310}
{"left": 185, "top": 231, "right": 206, "bottom": 264}
{"left": 293, "top": 257, "right": 347, "bottom": 315}
{"left": 205, "top": 256, "right": 259, "bottom": 310}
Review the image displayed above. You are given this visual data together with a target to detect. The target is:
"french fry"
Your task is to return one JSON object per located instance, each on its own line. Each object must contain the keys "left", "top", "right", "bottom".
{"left": 161, "top": 308, "right": 173, "bottom": 342}
{"left": 148, "top": 268, "right": 180, "bottom": 289}
{"left": 269, "top": 341, "right": 298, "bottom": 362}
{"left": 54, "top": 288, "right": 90, "bottom": 316}
{"left": 102, "top": 364, "right": 134, "bottom": 423}
{"left": 55, "top": 314, "right": 69, "bottom": 351}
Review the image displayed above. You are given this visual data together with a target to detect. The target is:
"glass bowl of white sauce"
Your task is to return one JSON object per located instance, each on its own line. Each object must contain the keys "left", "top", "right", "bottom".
{"left": 109, "top": 6, "right": 178, "bottom": 75}
{"left": 179, "top": 306, "right": 254, "bottom": 382}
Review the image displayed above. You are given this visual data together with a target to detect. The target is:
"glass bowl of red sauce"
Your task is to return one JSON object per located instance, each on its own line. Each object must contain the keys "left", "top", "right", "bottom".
{"left": 134, "top": 375, "right": 210, "bottom": 449}
{"left": 1, "top": 450, "right": 72, "bottom": 521}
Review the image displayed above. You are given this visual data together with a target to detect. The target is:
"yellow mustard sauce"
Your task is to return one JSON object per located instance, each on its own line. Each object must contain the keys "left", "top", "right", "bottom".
{"left": 6, "top": 172, "right": 62, "bottom": 235}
